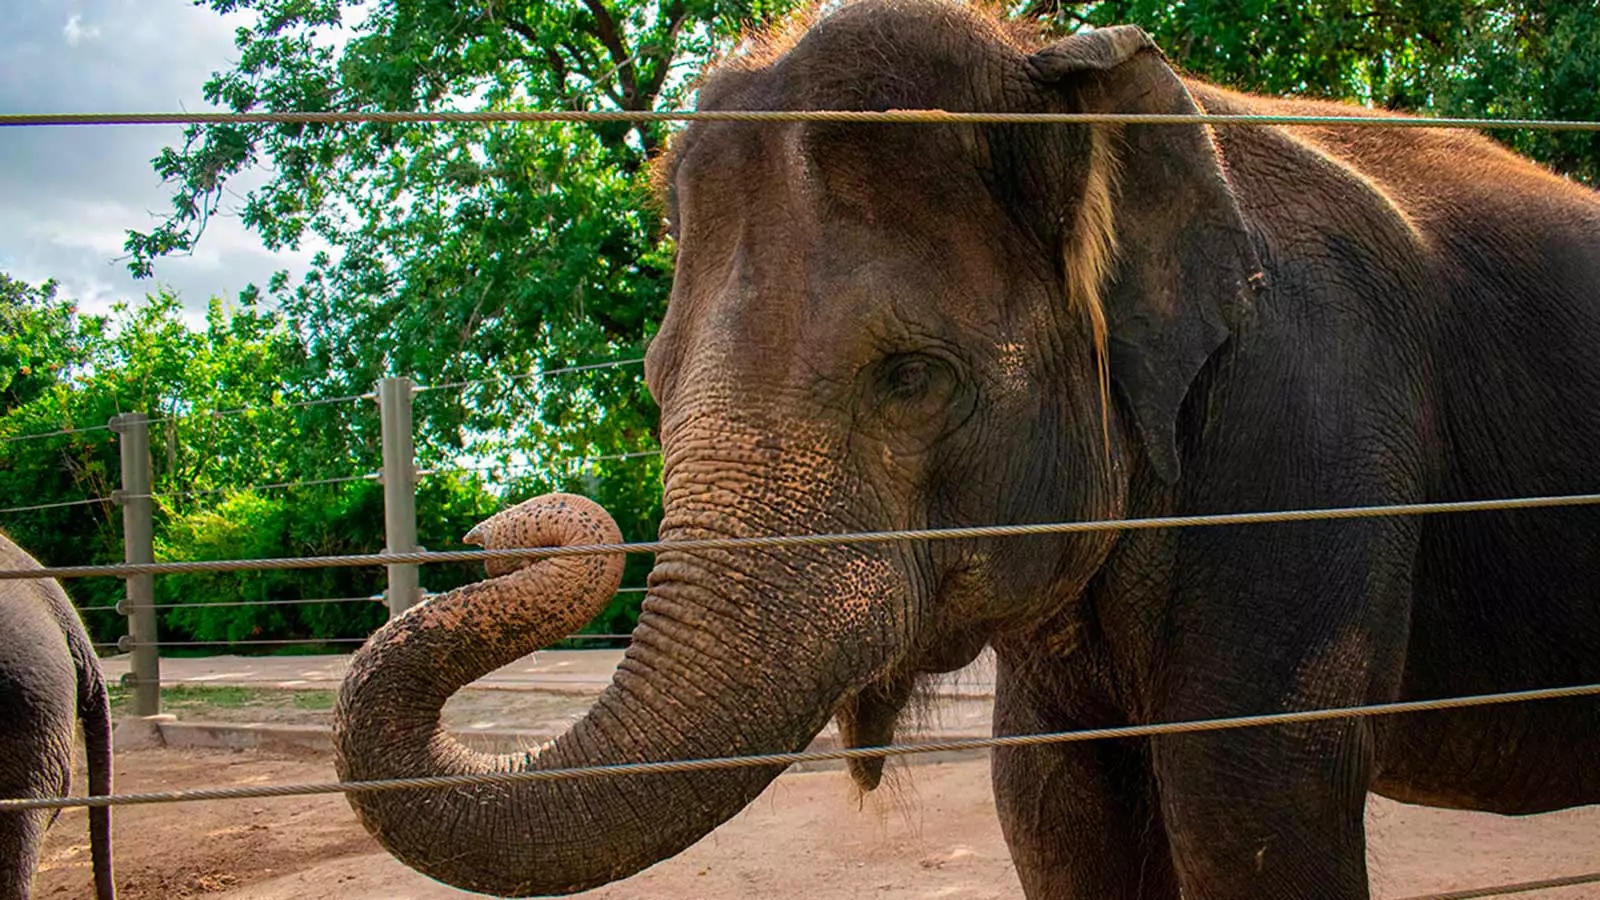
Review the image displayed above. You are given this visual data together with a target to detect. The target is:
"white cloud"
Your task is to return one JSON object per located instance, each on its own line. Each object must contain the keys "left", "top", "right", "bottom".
{"left": 1, "top": 0, "right": 303, "bottom": 321}
{"left": 63, "top": 14, "right": 102, "bottom": 47}
{"left": 21, "top": 198, "right": 138, "bottom": 258}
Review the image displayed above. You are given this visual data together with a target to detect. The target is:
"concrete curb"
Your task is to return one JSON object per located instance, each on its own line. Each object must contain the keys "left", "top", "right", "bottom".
{"left": 112, "top": 714, "right": 177, "bottom": 751}
{"left": 121, "top": 718, "right": 994, "bottom": 771}
{"left": 98, "top": 650, "right": 1000, "bottom": 701}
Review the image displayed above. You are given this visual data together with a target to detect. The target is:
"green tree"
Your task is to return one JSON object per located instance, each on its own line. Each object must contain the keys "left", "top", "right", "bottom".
{"left": 1021, "top": 0, "right": 1600, "bottom": 184}
{"left": 121, "top": 1, "right": 810, "bottom": 639}
{"left": 0, "top": 274, "right": 102, "bottom": 416}
{"left": 1, "top": 277, "right": 125, "bottom": 639}
{"left": 1, "top": 275, "right": 644, "bottom": 647}
{"left": 0, "top": 285, "right": 377, "bottom": 645}
{"left": 125, "top": 0, "right": 802, "bottom": 477}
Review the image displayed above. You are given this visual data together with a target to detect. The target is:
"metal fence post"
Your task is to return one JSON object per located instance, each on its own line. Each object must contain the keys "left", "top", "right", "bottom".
{"left": 110, "top": 412, "right": 159, "bottom": 716}
{"left": 378, "top": 376, "right": 420, "bottom": 618}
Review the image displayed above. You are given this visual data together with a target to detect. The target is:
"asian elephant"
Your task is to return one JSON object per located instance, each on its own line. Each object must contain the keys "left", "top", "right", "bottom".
{"left": 333, "top": 1, "right": 1600, "bottom": 897}
{"left": 0, "top": 531, "right": 114, "bottom": 900}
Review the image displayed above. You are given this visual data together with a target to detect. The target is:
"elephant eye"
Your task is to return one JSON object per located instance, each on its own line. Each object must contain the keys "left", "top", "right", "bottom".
{"left": 860, "top": 352, "right": 976, "bottom": 455}
{"left": 870, "top": 352, "right": 971, "bottom": 432}
{"left": 882, "top": 357, "right": 935, "bottom": 401}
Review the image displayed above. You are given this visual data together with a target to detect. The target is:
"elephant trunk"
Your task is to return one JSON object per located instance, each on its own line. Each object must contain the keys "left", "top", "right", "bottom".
{"left": 333, "top": 493, "right": 856, "bottom": 897}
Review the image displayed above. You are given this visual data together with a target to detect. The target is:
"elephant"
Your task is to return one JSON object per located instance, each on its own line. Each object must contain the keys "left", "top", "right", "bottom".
{"left": 333, "top": 1, "right": 1600, "bottom": 897}
{"left": 0, "top": 531, "right": 114, "bottom": 900}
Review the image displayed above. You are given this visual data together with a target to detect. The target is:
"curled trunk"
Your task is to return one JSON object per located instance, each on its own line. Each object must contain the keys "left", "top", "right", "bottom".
{"left": 334, "top": 494, "right": 844, "bottom": 896}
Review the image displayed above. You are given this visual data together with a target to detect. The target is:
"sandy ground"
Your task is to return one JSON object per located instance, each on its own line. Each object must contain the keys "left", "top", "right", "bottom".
{"left": 33, "top": 747, "right": 1600, "bottom": 900}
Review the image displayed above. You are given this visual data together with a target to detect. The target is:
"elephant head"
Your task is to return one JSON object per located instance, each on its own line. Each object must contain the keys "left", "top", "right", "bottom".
{"left": 333, "top": 1, "right": 1260, "bottom": 895}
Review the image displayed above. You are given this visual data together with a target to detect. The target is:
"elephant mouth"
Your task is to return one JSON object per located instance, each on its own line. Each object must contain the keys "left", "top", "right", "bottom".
{"left": 835, "top": 629, "right": 989, "bottom": 790}
{"left": 836, "top": 670, "right": 918, "bottom": 791}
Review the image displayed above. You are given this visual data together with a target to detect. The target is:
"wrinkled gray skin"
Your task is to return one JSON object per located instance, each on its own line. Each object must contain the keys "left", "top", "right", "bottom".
{"left": 333, "top": 2, "right": 1600, "bottom": 897}
{"left": 0, "top": 532, "right": 114, "bottom": 900}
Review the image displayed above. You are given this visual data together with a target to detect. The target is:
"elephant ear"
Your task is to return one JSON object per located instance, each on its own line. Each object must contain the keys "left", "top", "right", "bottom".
{"left": 1026, "top": 28, "right": 1261, "bottom": 483}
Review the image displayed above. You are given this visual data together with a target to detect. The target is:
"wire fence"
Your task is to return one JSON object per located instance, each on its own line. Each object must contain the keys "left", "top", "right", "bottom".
{"left": 0, "top": 454, "right": 662, "bottom": 519}
{"left": 6, "top": 681, "right": 1598, "bottom": 812}
{"left": 143, "top": 390, "right": 375, "bottom": 431}
{"left": 0, "top": 495, "right": 116, "bottom": 515}
{"left": 96, "top": 632, "right": 636, "bottom": 653}
{"left": 412, "top": 357, "right": 645, "bottom": 395}
{"left": 415, "top": 449, "right": 662, "bottom": 480}
{"left": 5, "top": 491, "right": 1599, "bottom": 582}
{"left": 0, "top": 422, "right": 115, "bottom": 445}
{"left": 78, "top": 595, "right": 382, "bottom": 613}
{"left": 0, "top": 356, "right": 654, "bottom": 535}
{"left": 0, "top": 354, "right": 643, "bottom": 451}
{"left": 6, "top": 109, "right": 1600, "bottom": 130}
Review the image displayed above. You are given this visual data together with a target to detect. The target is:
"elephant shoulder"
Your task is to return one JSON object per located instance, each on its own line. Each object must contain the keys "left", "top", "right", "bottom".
{"left": 0, "top": 534, "right": 82, "bottom": 657}
{"left": 1191, "top": 83, "right": 1600, "bottom": 263}
{"left": 1183, "top": 85, "right": 1431, "bottom": 262}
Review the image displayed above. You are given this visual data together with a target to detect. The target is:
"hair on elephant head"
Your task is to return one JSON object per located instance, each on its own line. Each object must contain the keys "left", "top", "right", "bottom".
{"left": 1021, "top": 24, "right": 1262, "bottom": 483}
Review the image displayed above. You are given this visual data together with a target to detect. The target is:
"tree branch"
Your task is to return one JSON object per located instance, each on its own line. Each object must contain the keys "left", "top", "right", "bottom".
{"left": 636, "top": 0, "right": 688, "bottom": 106}
{"left": 543, "top": 47, "right": 573, "bottom": 103}
{"left": 560, "top": 38, "right": 600, "bottom": 83}
{"left": 580, "top": 0, "right": 639, "bottom": 107}
{"left": 488, "top": 12, "right": 576, "bottom": 102}
{"left": 499, "top": 16, "right": 538, "bottom": 45}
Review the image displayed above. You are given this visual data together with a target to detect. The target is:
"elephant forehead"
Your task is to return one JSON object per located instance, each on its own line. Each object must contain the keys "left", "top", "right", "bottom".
{"left": 662, "top": 162, "right": 1028, "bottom": 384}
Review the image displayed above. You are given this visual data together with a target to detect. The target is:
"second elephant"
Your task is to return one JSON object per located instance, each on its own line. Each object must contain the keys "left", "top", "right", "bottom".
{"left": 0, "top": 531, "right": 115, "bottom": 900}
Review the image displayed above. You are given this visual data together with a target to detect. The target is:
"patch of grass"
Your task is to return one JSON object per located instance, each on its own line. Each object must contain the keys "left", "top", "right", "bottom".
{"left": 290, "top": 690, "right": 336, "bottom": 711}
{"left": 167, "top": 685, "right": 257, "bottom": 709}
{"left": 108, "top": 684, "right": 337, "bottom": 716}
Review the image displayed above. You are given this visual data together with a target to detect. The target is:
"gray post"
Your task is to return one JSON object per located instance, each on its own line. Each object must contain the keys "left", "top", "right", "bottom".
{"left": 378, "top": 376, "right": 420, "bottom": 617}
{"left": 111, "top": 412, "right": 160, "bottom": 716}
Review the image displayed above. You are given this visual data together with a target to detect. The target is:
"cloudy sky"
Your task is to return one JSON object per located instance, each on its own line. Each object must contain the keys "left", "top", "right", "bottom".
{"left": 1, "top": 0, "right": 315, "bottom": 323}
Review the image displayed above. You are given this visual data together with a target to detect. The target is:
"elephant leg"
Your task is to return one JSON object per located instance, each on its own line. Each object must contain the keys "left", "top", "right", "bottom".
{"left": 1152, "top": 719, "right": 1374, "bottom": 899}
{"left": 0, "top": 810, "right": 47, "bottom": 900}
{"left": 992, "top": 663, "right": 1179, "bottom": 899}
{"left": 0, "top": 757, "right": 54, "bottom": 900}
{"left": 1146, "top": 512, "right": 1416, "bottom": 899}
{"left": 0, "top": 730, "right": 70, "bottom": 900}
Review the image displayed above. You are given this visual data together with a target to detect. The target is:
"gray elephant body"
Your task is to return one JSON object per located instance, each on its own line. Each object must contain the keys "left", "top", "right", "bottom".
{"left": 334, "top": 3, "right": 1598, "bottom": 898}
{"left": 0, "top": 533, "right": 114, "bottom": 900}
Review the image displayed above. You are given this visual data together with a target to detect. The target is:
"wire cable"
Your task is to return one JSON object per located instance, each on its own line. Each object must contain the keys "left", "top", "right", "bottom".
{"left": 146, "top": 472, "right": 381, "bottom": 501}
{"left": 1396, "top": 871, "right": 1600, "bottom": 900}
{"left": 0, "top": 496, "right": 115, "bottom": 515}
{"left": 0, "top": 473, "right": 380, "bottom": 516}
{"left": 78, "top": 596, "right": 382, "bottom": 613}
{"left": 4, "top": 491, "right": 1598, "bottom": 581}
{"left": 5, "top": 110, "right": 1600, "bottom": 130}
{"left": 413, "top": 357, "right": 645, "bottom": 395}
{"left": 3, "top": 681, "right": 1595, "bottom": 811}
{"left": 108, "top": 634, "right": 632, "bottom": 650}
{"left": 1, "top": 389, "right": 372, "bottom": 444}
{"left": 143, "top": 391, "right": 375, "bottom": 430}
{"left": 118, "top": 637, "right": 369, "bottom": 648}
{"left": 0, "top": 423, "right": 114, "bottom": 444}
{"left": 80, "top": 588, "right": 641, "bottom": 612}
{"left": 416, "top": 450, "right": 661, "bottom": 479}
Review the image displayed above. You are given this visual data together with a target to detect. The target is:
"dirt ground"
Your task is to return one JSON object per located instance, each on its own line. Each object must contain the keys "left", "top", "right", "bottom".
{"left": 33, "top": 746, "right": 1600, "bottom": 900}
